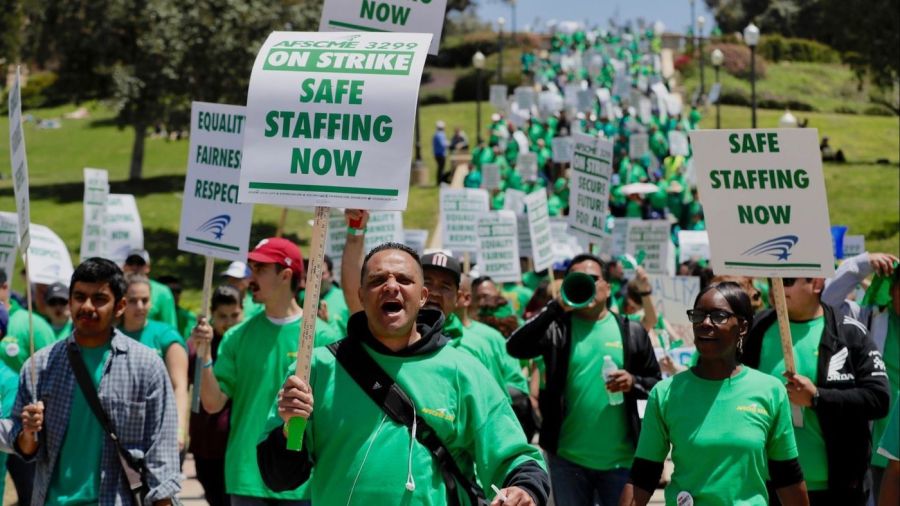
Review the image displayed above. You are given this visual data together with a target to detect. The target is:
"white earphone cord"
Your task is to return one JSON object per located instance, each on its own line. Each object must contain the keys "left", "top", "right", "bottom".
{"left": 406, "top": 404, "right": 417, "bottom": 492}
{"left": 346, "top": 413, "right": 388, "bottom": 506}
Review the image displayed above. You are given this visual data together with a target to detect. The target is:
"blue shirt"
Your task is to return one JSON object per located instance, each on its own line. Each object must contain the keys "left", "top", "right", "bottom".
{"left": 433, "top": 130, "right": 449, "bottom": 157}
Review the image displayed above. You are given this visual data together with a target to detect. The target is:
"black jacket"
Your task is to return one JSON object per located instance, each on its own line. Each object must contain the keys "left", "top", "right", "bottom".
{"left": 743, "top": 304, "right": 891, "bottom": 498}
{"left": 506, "top": 300, "right": 662, "bottom": 455}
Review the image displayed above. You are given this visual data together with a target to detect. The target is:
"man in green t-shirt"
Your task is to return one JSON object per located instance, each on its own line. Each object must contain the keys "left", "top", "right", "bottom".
{"left": 258, "top": 237, "right": 550, "bottom": 504}
{"left": 195, "top": 237, "right": 339, "bottom": 504}
{"left": 41, "top": 282, "right": 73, "bottom": 340}
{"left": 122, "top": 249, "right": 178, "bottom": 328}
{"left": 744, "top": 277, "right": 891, "bottom": 505}
{"left": 299, "top": 255, "right": 350, "bottom": 337}
{"left": 507, "top": 253, "right": 662, "bottom": 505}
{"left": 0, "top": 270, "right": 59, "bottom": 373}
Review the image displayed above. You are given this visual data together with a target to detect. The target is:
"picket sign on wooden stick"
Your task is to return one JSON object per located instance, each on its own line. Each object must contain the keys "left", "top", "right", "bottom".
{"left": 276, "top": 208, "right": 289, "bottom": 238}
{"left": 286, "top": 206, "right": 330, "bottom": 451}
{"left": 191, "top": 257, "right": 216, "bottom": 414}
{"left": 463, "top": 252, "right": 471, "bottom": 274}
{"left": 22, "top": 251, "right": 38, "bottom": 442}
{"left": 771, "top": 277, "right": 803, "bottom": 427}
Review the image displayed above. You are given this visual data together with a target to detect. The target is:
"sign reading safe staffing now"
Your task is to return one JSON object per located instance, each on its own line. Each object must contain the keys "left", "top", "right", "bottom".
{"left": 319, "top": 0, "right": 447, "bottom": 55}
{"left": 178, "top": 102, "right": 254, "bottom": 263}
{"left": 690, "top": 129, "right": 835, "bottom": 278}
{"left": 239, "top": 32, "right": 432, "bottom": 211}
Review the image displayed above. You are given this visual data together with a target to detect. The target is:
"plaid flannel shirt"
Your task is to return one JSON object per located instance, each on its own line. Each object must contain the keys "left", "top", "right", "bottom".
{"left": 9, "top": 330, "right": 181, "bottom": 505}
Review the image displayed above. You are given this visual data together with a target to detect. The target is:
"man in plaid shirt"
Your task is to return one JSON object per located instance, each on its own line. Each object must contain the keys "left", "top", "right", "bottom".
{"left": 2, "top": 257, "right": 181, "bottom": 505}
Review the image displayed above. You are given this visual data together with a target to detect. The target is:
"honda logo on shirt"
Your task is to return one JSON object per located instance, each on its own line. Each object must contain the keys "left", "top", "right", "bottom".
{"left": 827, "top": 347, "right": 854, "bottom": 381}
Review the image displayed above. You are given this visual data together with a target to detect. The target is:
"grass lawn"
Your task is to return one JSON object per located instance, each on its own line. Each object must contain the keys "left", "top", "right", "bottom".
{"left": 1, "top": 100, "right": 897, "bottom": 309}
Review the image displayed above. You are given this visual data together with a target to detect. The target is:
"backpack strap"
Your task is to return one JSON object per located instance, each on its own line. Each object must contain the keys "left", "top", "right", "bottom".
{"left": 327, "top": 339, "right": 487, "bottom": 506}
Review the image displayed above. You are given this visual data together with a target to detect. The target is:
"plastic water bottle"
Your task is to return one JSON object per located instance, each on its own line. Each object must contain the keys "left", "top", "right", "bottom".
{"left": 602, "top": 355, "right": 624, "bottom": 406}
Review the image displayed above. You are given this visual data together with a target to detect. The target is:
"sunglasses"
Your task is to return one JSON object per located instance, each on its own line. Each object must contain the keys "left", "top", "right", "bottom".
{"left": 769, "top": 278, "right": 812, "bottom": 288}
{"left": 686, "top": 309, "right": 739, "bottom": 325}
{"left": 47, "top": 298, "right": 68, "bottom": 307}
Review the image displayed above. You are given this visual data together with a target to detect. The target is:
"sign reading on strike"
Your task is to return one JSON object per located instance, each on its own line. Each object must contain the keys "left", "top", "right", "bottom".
{"left": 319, "top": 0, "right": 447, "bottom": 55}
{"left": 440, "top": 188, "right": 489, "bottom": 253}
{"left": 8, "top": 66, "right": 30, "bottom": 250}
{"left": 690, "top": 128, "right": 835, "bottom": 277}
{"left": 179, "top": 102, "right": 254, "bottom": 263}
{"left": 105, "top": 194, "right": 144, "bottom": 265}
{"left": 81, "top": 168, "right": 109, "bottom": 262}
{"left": 524, "top": 190, "right": 554, "bottom": 273}
{"left": 239, "top": 32, "right": 432, "bottom": 211}
{"left": 477, "top": 211, "right": 521, "bottom": 283}
{"left": 568, "top": 133, "right": 613, "bottom": 242}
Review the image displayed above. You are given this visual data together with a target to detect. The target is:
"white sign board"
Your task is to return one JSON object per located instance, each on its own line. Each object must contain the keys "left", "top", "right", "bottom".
{"left": 551, "top": 136, "right": 575, "bottom": 163}
{"left": 515, "top": 86, "right": 536, "bottom": 111}
{"left": 481, "top": 163, "right": 501, "bottom": 190}
{"left": 477, "top": 211, "right": 521, "bottom": 283}
{"left": 0, "top": 213, "right": 18, "bottom": 281}
{"left": 626, "top": 220, "right": 675, "bottom": 276}
{"left": 610, "top": 217, "right": 636, "bottom": 257}
{"left": 326, "top": 209, "right": 403, "bottom": 273}
{"left": 678, "top": 230, "right": 710, "bottom": 263}
{"left": 843, "top": 235, "right": 865, "bottom": 258}
{"left": 319, "top": 0, "right": 447, "bottom": 55}
{"left": 568, "top": 133, "right": 613, "bottom": 242}
{"left": 403, "top": 229, "right": 429, "bottom": 256}
{"left": 178, "top": 102, "right": 254, "bottom": 262}
{"left": 550, "top": 218, "right": 584, "bottom": 263}
{"left": 690, "top": 129, "right": 835, "bottom": 277}
{"left": 517, "top": 152, "right": 539, "bottom": 181}
{"left": 668, "top": 130, "right": 689, "bottom": 156}
{"left": 238, "top": 31, "right": 432, "bottom": 211}
{"left": 25, "top": 224, "right": 74, "bottom": 286}
{"left": 638, "top": 98, "right": 653, "bottom": 124}
{"left": 490, "top": 85, "right": 508, "bottom": 109}
{"left": 647, "top": 274, "right": 701, "bottom": 345}
{"left": 105, "top": 194, "right": 144, "bottom": 265}
{"left": 8, "top": 67, "right": 30, "bottom": 250}
{"left": 629, "top": 133, "right": 650, "bottom": 159}
{"left": 80, "top": 168, "right": 109, "bottom": 261}
{"left": 524, "top": 190, "right": 554, "bottom": 273}
{"left": 440, "top": 188, "right": 489, "bottom": 253}
{"left": 576, "top": 89, "right": 594, "bottom": 112}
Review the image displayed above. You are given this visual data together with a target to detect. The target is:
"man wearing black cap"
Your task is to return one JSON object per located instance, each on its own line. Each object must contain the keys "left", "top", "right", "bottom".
{"left": 122, "top": 249, "right": 178, "bottom": 328}
{"left": 41, "top": 282, "right": 72, "bottom": 340}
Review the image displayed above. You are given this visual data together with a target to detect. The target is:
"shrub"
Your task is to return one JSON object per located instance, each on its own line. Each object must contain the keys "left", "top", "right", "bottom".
{"left": 718, "top": 88, "right": 751, "bottom": 107}
{"left": 452, "top": 69, "right": 491, "bottom": 102}
{"left": 421, "top": 94, "right": 450, "bottom": 106}
{"left": 20, "top": 71, "right": 61, "bottom": 109}
{"left": 434, "top": 31, "right": 541, "bottom": 68}
{"left": 758, "top": 35, "right": 839, "bottom": 64}
{"left": 709, "top": 43, "right": 767, "bottom": 80}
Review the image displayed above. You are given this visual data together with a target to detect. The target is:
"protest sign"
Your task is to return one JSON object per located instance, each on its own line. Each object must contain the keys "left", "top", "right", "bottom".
{"left": 105, "top": 194, "right": 144, "bottom": 265}
{"left": 668, "top": 130, "right": 689, "bottom": 156}
{"left": 178, "top": 102, "right": 254, "bottom": 263}
{"left": 8, "top": 66, "right": 30, "bottom": 250}
{"left": 638, "top": 98, "right": 653, "bottom": 124}
{"left": 0, "top": 213, "right": 17, "bottom": 281}
{"left": 563, "top": 83, "right": 580, "bottom": 107}
{"left": 319, "top": 0, "right": 447, "bottom": 55}
{"left": 515, "top": 86, "right": 536, "bottom": 110}
{"left": 551, "top": 136, "right": 575, "bottom": 163}
{"left": 537, "top": 91, "right": 563, "bottom": 119}
{"left": 403, "top": 229, "right": 429, "bottom": 255}
{"left": 238, "top": 31, "right": 431, "bottom": 211}
{"left": 708, "top": 82, "right": 722, "bottom": 105}
{"left": 482, "top": 163, "right": 501, "bottom": 190}
{"left": 665, "top": 93, "right": 683, "bottom": 116}
{"left": 517, "top": 152, "right": 539, "bottom": 181}
{"left": 550, "top": 218, "right": 584, "bottom": 263}
{"left": 576, "top": 89, "right": 594, "bottom": 112}
{"left": 440, "top": 188, "right": 489, "bottom": 253}
{"left": 647, "top": 274, "right": 701, "bottom": 345}
{"left": 524, "top": 190, "right": 554, "bottom": 273}
{"left": 503, "top": 188, "right": 526, "bottom": 214}
{"left": 626, "top": 220, "right": 675, "bottom": 276}
{"left": 25, "top": 224, "right": 74, "bottom": 286}
{"left": 516, "top": 214, "right": 532, "bottom": 258}
{"left": 477, "top": 211, "right": 521, "bottom": 283}
{"left": 596, "top": 87, "right": 611, "bottom": 103}
{"left": 490, "top": 84, "right": 508, "bottom": 109}
{"left": 690, "top": 128, "right": 835, "bottom": 278}
{"left": 629, "top": 133, "right": 650, "bottom": 159}
{"left": 843, "top": 235, "right": 865, "bottom": 258}
{"left": 568, "top": 133, "right": 613, "bottom": 243}
{"left": 326, "top": 209, "right": 404, "bottom": 272}
{"left": 677, "top": 230, "right": 710, "bottom": 263}
{"left": 613, "top": 72, "right": 631, "bottom": 98}
{"left": 80, "top": 168, "right": 109, "bottom": 261}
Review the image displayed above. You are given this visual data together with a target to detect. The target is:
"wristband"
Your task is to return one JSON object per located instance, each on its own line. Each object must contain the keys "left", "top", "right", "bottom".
{"left": 203, "top": 359, "right": 214, "bottom": 369}
{"left": 347, "top": 226, "right": 367, "bottom": 236}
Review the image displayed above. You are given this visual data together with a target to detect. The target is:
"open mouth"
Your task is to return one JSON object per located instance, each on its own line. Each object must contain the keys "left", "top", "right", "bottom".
{"left": 695, "top": 334, "right": 719, "bottom": 342}
{"left": 381, "top": 301, "right": 404, "bottom": 315}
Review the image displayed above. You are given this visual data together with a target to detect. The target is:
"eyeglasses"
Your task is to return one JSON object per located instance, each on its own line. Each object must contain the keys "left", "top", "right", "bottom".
{"left": 769, "top": 277, "right": 811, "bottom": 288}
{"left": 47, "top": 298, "right": 68, "bottom": 307}
{"left": 686, "top": 309, "right": 738, "bottom": 325}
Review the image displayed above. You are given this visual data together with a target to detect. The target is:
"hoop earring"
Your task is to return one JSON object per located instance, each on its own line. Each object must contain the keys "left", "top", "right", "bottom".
{"left": 737, "top": 337, "right": 744, "bottom": 355}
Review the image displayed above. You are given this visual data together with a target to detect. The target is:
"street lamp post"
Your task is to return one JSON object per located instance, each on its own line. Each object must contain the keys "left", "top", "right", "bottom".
{"left": 743, "top": 22, "right": 760, "bottom": 128}
{"left": 697, "top": 16, "right": 706, "bottom": 100}
{"left": 497, "top": 17, "right": 505, "bottom": 83}
{"left": 711, "top": 48, "right": 724, "bottom": 129}
{"left": 473, "top": 51, "right": 485, "bottom": 145}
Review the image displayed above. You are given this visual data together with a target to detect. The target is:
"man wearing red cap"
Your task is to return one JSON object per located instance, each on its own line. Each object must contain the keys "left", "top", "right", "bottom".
{"left": 193, "top": 237, "right": 340, "bottom": 505}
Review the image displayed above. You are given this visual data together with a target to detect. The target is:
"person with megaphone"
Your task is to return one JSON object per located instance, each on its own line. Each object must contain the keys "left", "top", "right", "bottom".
{"left": 507, "top": 254, "right": 662, "bottom": 506}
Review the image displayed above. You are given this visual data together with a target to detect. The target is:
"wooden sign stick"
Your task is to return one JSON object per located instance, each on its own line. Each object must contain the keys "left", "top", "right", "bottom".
{"left": 286, "top": 206, "right": 329, "bottom": 451}
{"left": 191, "top": 256, "right": 215, "bottom": 413}
{"left": 771, "top": 277, "right": 804, "bottom": 427}
{"left": 23, "top": 250, "right": 36, "bottom": 402}
{"left": 275, "top": 208, "right": 289, "bottom": 238}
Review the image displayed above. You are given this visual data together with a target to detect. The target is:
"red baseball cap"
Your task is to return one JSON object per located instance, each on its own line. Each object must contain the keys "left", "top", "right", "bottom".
{"left": 247, "top": 237, "right": 304, "bottom": 279}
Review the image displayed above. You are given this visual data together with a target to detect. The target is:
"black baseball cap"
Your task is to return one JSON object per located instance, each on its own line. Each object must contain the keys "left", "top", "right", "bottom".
{"left": 44, "top": 282, "right": 69, "bottom": 304}
{"left": 421, "top": 252, "right": 462, "bottom": 286}
{"left": 125, "top": 249, "right": 150, "bottom": 265}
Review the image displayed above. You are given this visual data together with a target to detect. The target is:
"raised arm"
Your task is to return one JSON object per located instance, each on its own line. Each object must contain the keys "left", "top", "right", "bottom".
{"left": 340, "top": 209, "right": 370, "bottom": 315}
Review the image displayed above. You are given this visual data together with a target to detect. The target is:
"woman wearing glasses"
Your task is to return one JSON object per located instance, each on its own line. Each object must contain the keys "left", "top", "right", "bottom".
{"left": 618, "top": 282, "right": 809, "bottom": 506}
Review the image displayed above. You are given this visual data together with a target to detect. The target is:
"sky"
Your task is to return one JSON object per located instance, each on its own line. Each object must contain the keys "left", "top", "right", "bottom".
{"left": 473, "top": 0, "right": 716, "bottom": 35}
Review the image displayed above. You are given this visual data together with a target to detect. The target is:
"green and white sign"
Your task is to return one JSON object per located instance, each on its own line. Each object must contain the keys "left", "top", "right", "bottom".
{"left": 105, "top": 194, "right": 144, "bottom": 265}
{"left": 80, "top": 168, "right": 109, "bottom": 262}
{"left": 440, "top": 188, "right": 489, "bottom": 253}
{"left": 179, "top": 102, "right": 254, "bottom": 263}
{"left": 8, "top": 66, "right": 30, "bottom": 250}
{"left": 482, "top": 163, "right": 501, "bottom": 190}
{"left": 551, "top": 136, "right": 574, "bottom": 163}
{"left": 403, "top": 229, "right": 428, "bottom": 255}
{"left": 25, "top": 224, "right": 74, "bottom": 286}
{"left": 0, "top": 212, "right": 18, "bottom": 281}
{"left": 477, "top": 210, "right": 521, "bottom": 283}
{"left": 690, "top": 128, "right": 835, "bottom": 277}
{"left": 629, "top": 132, "right": 649, "bottom": 159}
{"left": 239, "top": 31, "right": 432, "bottom": 211}
{"left": 626, "top": 220, "right": 675, "bottom": 276}
{"left": 568, "top": 133, "right": 613, "bottom": 242}
{"left": 326, "top": 209, "right": 403, "bottom": 273}
{"left": 319, "top": 0, "right": 446, "bottom": 55}
{"left": 517, "top": 152, "right": 538, "bottom": 181}
{"left": 524, "top": 190, "right": 554, "bottom": 273}
{"left": 677, "top": 230, "right": 710, "bottom": 263}
{"left": 490, "top": 85, "right": 508, "bottom": 109}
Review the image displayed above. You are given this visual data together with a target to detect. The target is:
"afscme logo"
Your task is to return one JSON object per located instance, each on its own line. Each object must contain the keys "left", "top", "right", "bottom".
{"left": 742, "top": 235, "right": 799, "bottom": 261}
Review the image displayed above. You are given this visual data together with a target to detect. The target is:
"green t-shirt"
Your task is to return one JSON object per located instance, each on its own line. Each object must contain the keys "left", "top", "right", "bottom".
{"left": 445, "top": 314, "right": 509, "bottom": 401}
{"left": 47, "top": 342, "right": 111, "bottom": 505}
{"left": 501, "top": 284, "right": 534, "bottom": 318}
{"left": 2, "top": 304, "right": 59, "bottom": 372}
{"left": 466, "top": 319, "right": 529, "bottom": 394}
{"left": 0, "top": 362, "right": 17, "bottom": 499}
{"left": 637, "top": 367, "right": 798, "bottom": 505}
{"left": 315, "top": 286, "right": 350, "bottom": 337}
{"left": 215, "top": 311, "right": 340, "bottom": 498}
{"left": 52, "top": 320, "right": 74, "bottom": 341}
{"left": 148, "top": 279, "right": 178, "bottom": 328}
{"left": 759, "top": 316, "right": 828, "bottom": 490}
{"left": 243, "top": 292, "right": 265, "bottom": 317}
{"left": 267, "top": 340, "right": 545, "bottom": 504}
{"left": 121, "top": 320, "right": 185, "bottom": 359}
{"left": 558, "top": 313, "right": 634, "bottom": 470}
{"left": 877, "top": 399, "right": 900, "bottom": 462}
{"left": 873, "top": 312, "right": 900, "bottom": 466}
{"left": 175, "top": 306, "right": 197, "bottom": 340}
